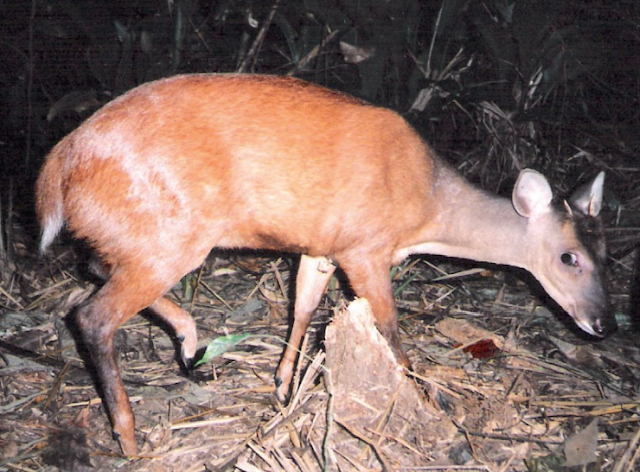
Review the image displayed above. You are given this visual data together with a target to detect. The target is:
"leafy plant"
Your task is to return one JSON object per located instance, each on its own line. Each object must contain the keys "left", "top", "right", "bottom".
{"left": 194, "top": 333, "right": 254, "bottom": 367}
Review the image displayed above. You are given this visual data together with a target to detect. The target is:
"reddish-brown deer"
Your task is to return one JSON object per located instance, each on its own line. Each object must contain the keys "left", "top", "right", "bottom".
{"left": 36, "top": 74, "right": 615, "bottom": 455}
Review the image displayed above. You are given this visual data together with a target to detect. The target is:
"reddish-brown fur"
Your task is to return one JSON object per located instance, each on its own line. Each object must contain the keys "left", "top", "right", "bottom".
{"left": 36, "top": 74, "right": 614, "bottom": 455}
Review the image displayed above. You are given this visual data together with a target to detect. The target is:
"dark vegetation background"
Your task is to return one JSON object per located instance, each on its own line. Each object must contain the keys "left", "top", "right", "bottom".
{"left": 0, "top": 2, "right": 639, "bottom": 182}
{"left": 0, "top": 0, "right": 639, "bottom": 333}
{"left": 1, "top": 0, "right": 639, "bottom": 321}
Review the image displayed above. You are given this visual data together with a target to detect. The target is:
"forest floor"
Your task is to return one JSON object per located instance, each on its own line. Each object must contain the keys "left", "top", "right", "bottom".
{"left": 1, "top": 208, "right": 639, "bottom": 472}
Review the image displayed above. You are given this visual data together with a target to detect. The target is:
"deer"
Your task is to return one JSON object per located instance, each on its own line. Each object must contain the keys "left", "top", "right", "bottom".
{"left": 36, "top": 74, "right": 615, "bottom": 454}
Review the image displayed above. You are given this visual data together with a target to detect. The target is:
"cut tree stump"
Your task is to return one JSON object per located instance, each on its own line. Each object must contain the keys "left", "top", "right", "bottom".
{"left": 324, "top": 298, "right": 457, "bottom": 469}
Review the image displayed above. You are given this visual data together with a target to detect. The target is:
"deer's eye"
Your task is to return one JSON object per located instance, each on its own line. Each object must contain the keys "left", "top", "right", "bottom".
{"left": 561, "top": 252, "right": 578, "bottom": 266}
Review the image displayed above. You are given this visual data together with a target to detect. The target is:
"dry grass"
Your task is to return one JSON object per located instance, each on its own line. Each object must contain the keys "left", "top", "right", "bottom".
{"left": 1, "top": 223, "right": 639, "bottom": 472}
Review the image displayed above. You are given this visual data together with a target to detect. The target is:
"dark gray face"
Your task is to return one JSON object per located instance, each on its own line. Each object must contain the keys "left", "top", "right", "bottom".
{"left": 564, "top": 201, "right": 615, "bottom": 336}
{"left": 570, "top": 202, "right": 607, "bottom": 264}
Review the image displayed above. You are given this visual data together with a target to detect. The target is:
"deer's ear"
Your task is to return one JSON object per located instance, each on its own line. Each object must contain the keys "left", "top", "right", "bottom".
{"left": 512, "top": 169, "right": 553, "bottom": 218}
{"left": 570, "top": 172, "right": 605, "bottom": 217}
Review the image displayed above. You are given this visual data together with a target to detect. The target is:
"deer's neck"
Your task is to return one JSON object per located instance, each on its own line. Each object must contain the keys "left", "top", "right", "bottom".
{"left": 398, "top": 167, "right": 531, "bottom": 269}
